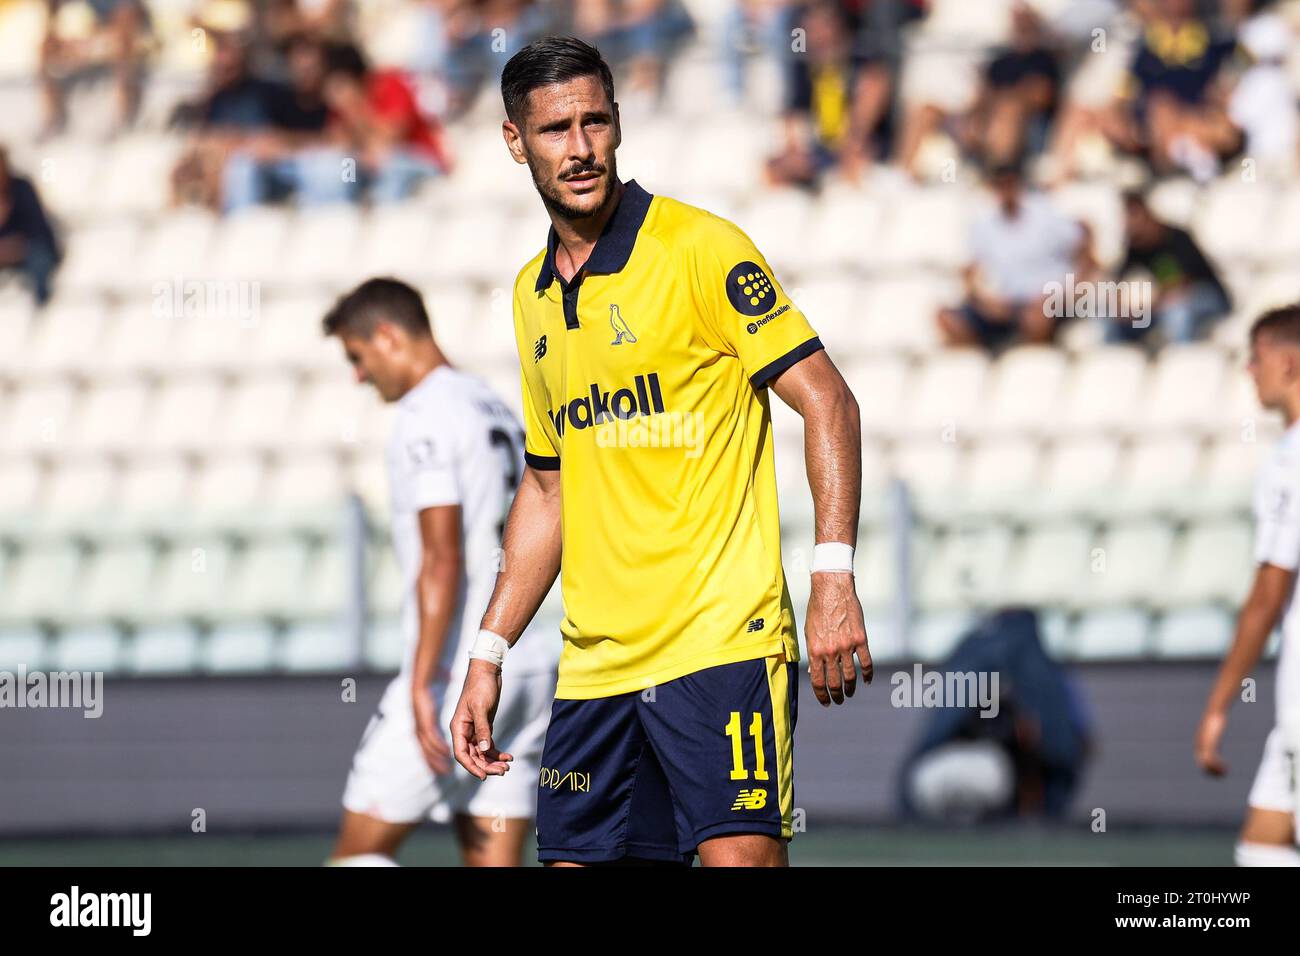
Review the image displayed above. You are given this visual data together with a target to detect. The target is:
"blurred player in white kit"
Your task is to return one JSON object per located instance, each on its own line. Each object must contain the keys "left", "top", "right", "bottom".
{"left": 321, "top": 277, "right": 558, "bottom": 866}
{"left": 1197, "top": 305, "right": 1300, "bottom": 866}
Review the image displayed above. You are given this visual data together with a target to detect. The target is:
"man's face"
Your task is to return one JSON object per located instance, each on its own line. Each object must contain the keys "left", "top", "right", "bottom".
{"left": 991, "top": 172, "right": 1021, "bottom": 211}
{"left": 287, "top": 42, "right": 325, "bottom": 94}
{"left": 1124, "top": 201, "right": 1159, "bottom": 246}
{"left": 337, "top": 326, "right": 408, "bottom": 403}
{"left": 1249, "top": 332, "right": 1296, "bottom": 411}
{"left": 504, "top": 75, "right": 621, "bottom": 221}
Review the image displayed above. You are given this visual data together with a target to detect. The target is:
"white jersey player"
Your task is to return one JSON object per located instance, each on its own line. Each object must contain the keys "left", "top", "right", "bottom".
{"left": 1197, "top": 305, "right": 1300, "bottom": 867}
{"left": 322, "top": 278, "right": 558, "bottom": 866}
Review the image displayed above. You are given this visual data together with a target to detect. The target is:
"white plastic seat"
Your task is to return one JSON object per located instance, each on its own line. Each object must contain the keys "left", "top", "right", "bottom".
{"left": 152, "top": 540, "right": 236, "bottom": 622}
{"left": 1038, "top": 436, "right": 1123, "bottom": 515}
{"left": 1, "top": 543, "right": 84, "bottom": 624}
{"left": 843, "top": 356, "right": 910, "bottom": 441}
{"left": 70, "top": 381, "right": 152, "bottom": 454}
{"left": 7, "top": 381, "right": 78, "bottom": 455}
{"left": 358, "top": 204, "right": 438, "bottom": 280}
{"left": 207, "top": 205, "right": 292, "bottom": 284}
{"left": 45, "top": 459, "right": 119, "bottom": 515}
{"left": 126, "top": 625, "right": 201, "bottom": 674}
{"left": 981, "top": 347, "right": 1068, "bottom": 436}
{"left": 1193, "top": 180, "right": 1272, "bottom": 264}
{"left": 795, "top": 277, "right": 858, "bottom": 354}
{"left": 26, "top": 299, "right": 111, "bottom": 378}
{"left": 117, "top": 458, "right": 192, "bottom": 514}
{"left": 93, "top": 134, "right": 180, "bottom": 217}
{"left": 288, "top": 377, "right": 381, "bottom": 451}
{"left": 263, "top": 454, "right": 346, "bottom": 510}
{"left": 50, "top": 626, "right": 123, "bottom": 673}
{"left": 202, "top": 622, "right": 276, "bottom": 673}
{"left": 1164, "top": 519, "right": 1253, "bottom": 608}
{"left": 804, "top": 192, "right": 885, "bottom": 273}
{"left": 141, "top": 380, "right": 227, "bottom": 453}
{"left": 77, "top": 542, "right": 157, "bottom": 622}
{"left": 100, "top": 305, "right": 184, "bottom": 375}
{"left": 899, "top": 351, "right": 990, "bottom": 439}
{"left": 1152, "top": 607, "right": 1234, "bottom": 658}
{"left": 0, "top": 458, "right": 44, "bottom": 514}
{"left": 131, "top": 210, "right": 218, "bottom": 283}
{"left": 281, "top": 206, "right": 365, "bottom": 287}
{"left": 963, "top": 438, "right": 1041, "bottom": 505}
{"left": 1141, "top": 345, "right": 1228, "bottom": 434}
{"left": 1083, "top": 520, "right": 1177, "bottom": 606}
{"left": 732, "top": 189, "right": 815, "bottom": 277}
{"left": 1071, "top": 608, "right": 1152, "bottom": 659}
{"left": 1002, "top": 522, "right": 1095, "bottom": 606}
{"left": 1060, "top": 346, "right": 1148, "bottom": 434}
{"left": 213, "top": 377, "right": 300, "bottom": 452}
{"left": 282, "top": 621, "right": 354, "bottom": 672}
{"left": 225, "top": 539, "right": 314, "bottom": 619}
{"left": 59, "top": 221, "right": 143, "bottom": 292}
{"left": 876, "top": 188, "right": 969, "bottom": 270}
{"left": 861, "top": 276, "right": 956, "bottom": 354}
{"left": 917, "top": 522, "right": 1014, "bottom": 610}
{"left": 910, "top": 610, "right": 978, "bottom": 663}
{"left": 190, "top": 456, "right": 267, "bottom": 515}
{"left": 0, "top": 628, "right": 46, "bottom": 670}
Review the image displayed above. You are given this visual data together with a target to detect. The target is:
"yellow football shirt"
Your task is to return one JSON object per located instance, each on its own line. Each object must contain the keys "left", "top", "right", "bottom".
{"left": 513, "top": 180, "right": 823, "bottom": 699}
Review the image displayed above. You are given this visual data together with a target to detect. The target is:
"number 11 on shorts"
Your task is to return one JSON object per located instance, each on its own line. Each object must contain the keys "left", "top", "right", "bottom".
{"left": 725, "top": 711, "right": 768, "bottom": 781}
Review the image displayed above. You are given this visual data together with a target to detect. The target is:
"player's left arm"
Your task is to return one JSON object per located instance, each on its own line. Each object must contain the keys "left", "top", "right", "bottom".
{"left": 686, "top": 215, "right": 871, "bottom": 707}
{"left": 410, "top": 504, "right": 463, "bottom": 775}
{"left": 770, "top": 352, "right": 872, "bottom": 707}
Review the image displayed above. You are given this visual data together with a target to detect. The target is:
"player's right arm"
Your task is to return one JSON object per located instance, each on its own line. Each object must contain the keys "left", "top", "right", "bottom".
{"left": 1196, "top": 563, "right": 1294, "bottom": 775}
{"left": 450, "top": 464, "right": 562, "bottom": 779}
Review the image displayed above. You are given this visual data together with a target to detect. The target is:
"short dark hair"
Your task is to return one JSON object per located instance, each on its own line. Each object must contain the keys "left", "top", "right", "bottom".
{"left": 324, "top": 41, "right": 368, "bottom": 80}
{"left": 501, "top": 36, "right": 615, "bottom": 126}
{"left": 1251, "top": 304, "right": 1300, "bottom": 346}
{"left": 322, "top": 278, "right": 431, "bottom": 338}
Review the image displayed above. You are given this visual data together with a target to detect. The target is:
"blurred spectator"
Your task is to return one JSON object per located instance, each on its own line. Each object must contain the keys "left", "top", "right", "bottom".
{"left": 574, "top": 0, "right": 695, "bottom": 108}
{"left": 0, "top": 149, "right": 62, "bottom": 306}
{"left": 1106, "top": 188, "right": 1230, "bottom": 344}
{"left": 965, "top": 2, "right": 1061, "bottom": 168}
{"left": 39, "top": 0, "right": 152, "bottom": 138}
{"left": 220, "top": 33, "right": 350, "bottom": 211}
{"left": 1226, "top": 6, "right": 1297, "bottom": 175}
{"left": 262, "top": 0, "right": 357, "bottom": 43}
{"left": 898, "top": 609, "right": 1093, "bottom": 823}
{"left": 937, "top": 162, "right": 1093, "bottom": 350}
{"left": 412, "top": 0, "right": 549, "bottom": 116}
{"left": 1051, "top": 0, "right": 1236, "bottom": 181}
{"left": 170, "top": 24, "right": 336, "bottom": 208}
{"left": 320, "top": 43, "right": 453, "bottom": 203}
{"left": 719, "top": 0, "right": 798, "bottom": 107}
{"left": 765, "top": 0, "right": 895, "bottom": 188}
{"left": 898, "top": 1, "right": 1060, "bottom": 176}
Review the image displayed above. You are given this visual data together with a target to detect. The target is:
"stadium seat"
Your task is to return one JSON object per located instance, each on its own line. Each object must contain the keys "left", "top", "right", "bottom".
{"left": 916, "top": 522, "right": 1014, "bottom": 610}
{"left": 1082, "top": 520, "right": 1176, "bottom": 607}
{"left": 910, "top": 610, "right": 979, "bottom": 663}
{"left": 223, "top": 538, "right": 315, "bottom": 620}
{"left": 207, "top": 206, "right": 292, "bottom": 285}
{"left": 1038, "top": 435, "right": 1124, "bottom": 517}
{"left": 804, "top": 190, "right": 885, "bottom": 274}
{"left": 1152, "top": 607, "right": 1234, "bottom": 658}
{"left": 1194, "top": 179, "right": 1273, "bottom": 265}
{"left": 281, "top": 206, "right": 366, "bottom": 288}
{"left": 1139, "top": 344, "right": 1227, "bottom": 434}
{"left": 70, "top": 381, "right": 152, "bottom": 455}
{"left": 843, "top": 355, "right": 910, "bottom": 441}
{"left": 59, "top": 220, "right": 143, "bottom": 293}
{"left": 125, "top": 624, "right": 202, "bottom": 674}
{"left": 130, "top": 209, "right": 218, "bottom": 284}
{"left": 1059, "top": 346, "right": 1148, "bottom": 434}
{"left": 50, "top": 625, "right": 123, "bottom": 673}
{"left": 74, "top": 542, "right": 158, "bottom": 624}
{"left": 1162, "top": 519, "right": 1253, "bottom": 609}
{"left": 899, "top": 350, "right": 990, "bottom": 439}
{"left": 1071, "top": 607, "right": 1153, "bottom": 659}
{"left": 140, "top": 379, "right": 227, "bottom": 453}
{"left": 0, "top": 627, "right": 46, "bottom": 671}
{"left": 963, "top": 438, "right": 1042, "bottom": 512}
{"left": 212, "top": 377, "right": 301, "bottom": 452}
{"left": 151, "top": 539, "right": 236, "bottom": 623}
{"left": 364, "top": 616, "right": 404, "bottom": 671}
{"left": 100, "top": 304, "right": 186, "bottom": 377}
{"left": 281, "top": 621, "right": 355, "bottom": 672}
{"left": 92, "top": 133, "right": 179, "bottom": 218}
{"left": 1001, "top": 521, "right": 1094, "bottom": 607}
{"left": 875, "top": 187, "right": 970, "bottom": 271}
{"left": 861, "top": 276, "right": 955, "bottom": 354}
{"left": 202, "top": 622, "right": 277, "bottom": 673}
{"left": 734, "top": 188, "right": 815, "bottom": 277}
{"left": 26, "top": 298, "right": 112, "bottom": 380}
{"left": 980, "top": 346, "right": 1068, "bottom": 437}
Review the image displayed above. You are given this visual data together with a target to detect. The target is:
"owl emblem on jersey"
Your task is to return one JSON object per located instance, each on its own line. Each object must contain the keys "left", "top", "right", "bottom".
{"left": 609, "top": 303, "right": 637, "bottom": 345}
{"left": 726, "top": 261, "right": 775, "bottom": 316}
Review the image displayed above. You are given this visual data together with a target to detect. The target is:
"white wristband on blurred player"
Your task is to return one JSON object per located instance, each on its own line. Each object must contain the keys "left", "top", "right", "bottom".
{"left": 811, "top": 543, "right": 854, "bottom": 574}
{"left": 468, "top": 629, "right": 511, "bottom": 667}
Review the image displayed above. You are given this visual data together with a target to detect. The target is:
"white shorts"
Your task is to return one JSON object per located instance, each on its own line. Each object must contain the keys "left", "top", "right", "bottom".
{"left": 342, "top": 668, "right": 556, "bottom": 825}
{"left": 1247, "top": 726, "right": 1298, "bottom": 815}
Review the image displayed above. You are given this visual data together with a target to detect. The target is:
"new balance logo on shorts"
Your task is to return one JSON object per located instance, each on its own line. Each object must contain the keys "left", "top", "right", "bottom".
{"left": 731, "top": 789, "right": 768, "bottom": 811}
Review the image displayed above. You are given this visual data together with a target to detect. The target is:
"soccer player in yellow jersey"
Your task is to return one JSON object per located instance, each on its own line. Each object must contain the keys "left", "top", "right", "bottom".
{"left": 450, "top": 36, "right": 871, "bottom": 866}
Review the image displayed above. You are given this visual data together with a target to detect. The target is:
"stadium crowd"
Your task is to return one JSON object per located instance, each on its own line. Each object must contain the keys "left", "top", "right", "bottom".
{"left": 6, "top": 0, "right": 1296, "bottom": 353}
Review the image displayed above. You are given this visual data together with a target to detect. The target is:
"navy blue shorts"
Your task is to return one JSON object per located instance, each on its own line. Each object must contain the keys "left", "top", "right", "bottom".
{"left": 535, "top": 655, "right": 798, "bottom": 865}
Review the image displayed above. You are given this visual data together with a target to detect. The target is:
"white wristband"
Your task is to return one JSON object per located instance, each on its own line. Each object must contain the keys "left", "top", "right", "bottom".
{"left": 811, "top": 542, "right": 855, "bottom": 574}
{"left": 468, "top": 629, "right": 511, "bottom": 668}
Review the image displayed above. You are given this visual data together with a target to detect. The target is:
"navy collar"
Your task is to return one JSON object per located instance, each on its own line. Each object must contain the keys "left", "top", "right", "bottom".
{"left": 534, "top": 179, "right": 654, "bottom": 294}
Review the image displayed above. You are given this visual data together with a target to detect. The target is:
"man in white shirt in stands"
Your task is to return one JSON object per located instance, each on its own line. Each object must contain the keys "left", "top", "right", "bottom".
{"left": 322, "top": 277, "right": 558, "bottom": 866}
{"left": 1197, "top": 304, "right": 1300, "bottom": 866}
